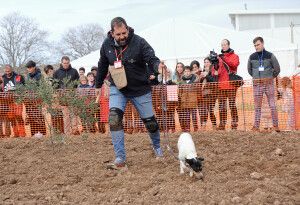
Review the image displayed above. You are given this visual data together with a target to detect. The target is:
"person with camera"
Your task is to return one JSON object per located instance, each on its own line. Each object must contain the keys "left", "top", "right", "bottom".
{"left": 210, "top": 41, "right": 239, "bottom": 130}
{"left": 96, "top": 17, "right": 165, "bottom": 169}
{"left": 216, "top": 39, "right": 240, "bottom": 130}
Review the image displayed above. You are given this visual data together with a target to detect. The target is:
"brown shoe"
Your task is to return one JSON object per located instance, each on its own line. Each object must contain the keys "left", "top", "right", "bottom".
{"left": 216, "top": 126, "right": 225, "bottom": 131}
{"left": 251, "top": 127, "right": 260, "bottom": 132}
{"left": 273, "top": 126, "right": 280, "bottom": 133}
{"left": 126, "top": 128, "right": 133, "bottom": 134}
{"left": 231, "top": 124, "right": 238, "bottom": 130}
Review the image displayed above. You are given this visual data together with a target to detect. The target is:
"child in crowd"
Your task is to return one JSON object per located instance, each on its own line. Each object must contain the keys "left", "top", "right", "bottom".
{"left": 78, "top": 76, "right": 90, "bottom": 88}
{"left": 280, "top": 77, "right": 295, "bottom": 131}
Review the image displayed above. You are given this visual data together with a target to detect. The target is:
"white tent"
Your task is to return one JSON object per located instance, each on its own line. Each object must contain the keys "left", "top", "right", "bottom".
{"left": 71, "top": 18, "right": 298, "bottom": 79}
{"left": 71, "top": 50, "right": 100, "bottom": 73}
{"left": 139, "top": 18, "right": 298, "bottom": 80}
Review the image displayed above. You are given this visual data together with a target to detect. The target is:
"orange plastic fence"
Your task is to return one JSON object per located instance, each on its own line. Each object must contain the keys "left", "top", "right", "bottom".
{"left": 293, "top": 74, "right": 300, "bottom": 130}
{"left": 0, "top": 77, "right": 298, "bottom": 138}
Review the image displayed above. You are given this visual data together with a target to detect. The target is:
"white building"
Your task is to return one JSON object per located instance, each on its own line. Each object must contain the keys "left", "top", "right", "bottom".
{"left": 229, "top": 9, "right": 300, "bottom": 69}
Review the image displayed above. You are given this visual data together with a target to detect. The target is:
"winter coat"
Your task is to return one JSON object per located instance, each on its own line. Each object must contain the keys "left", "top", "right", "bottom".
{"left": 2, "top": 72, "right": 25, "bottom": 92}
{"left": 96, "top": 27, "right": 160, "bottom": 97}
{"left": 220, "top": 48, "right": 239, "bottom": 74}
{"left": 27, "top": 68, "right": 42, "bottom": 81}
{"left": 247, "top": 49, "right": 280, "bottom": 80}
{"left": 53, "top": 65, "right": 79, "bottom": 89}
{"left": 211, "top": 57, "right": 235, "bottom": 90}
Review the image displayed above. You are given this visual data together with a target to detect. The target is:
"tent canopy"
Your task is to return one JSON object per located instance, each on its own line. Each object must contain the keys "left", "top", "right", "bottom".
{"left": 71, "top": 17, "right": 298, "bottom": 79}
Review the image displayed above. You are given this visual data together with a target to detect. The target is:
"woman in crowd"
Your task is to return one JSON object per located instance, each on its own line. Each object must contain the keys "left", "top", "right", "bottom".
{"left": 200, "top": 57, "right": 217, "bottom": 130}
{"left": 172, "top": 62, "right": 184, "bottom": 84}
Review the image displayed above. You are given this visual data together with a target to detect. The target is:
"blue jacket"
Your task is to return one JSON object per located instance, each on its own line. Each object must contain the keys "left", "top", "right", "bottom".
{"left": 27, "top": 68, "right": 42, "bottom": 81}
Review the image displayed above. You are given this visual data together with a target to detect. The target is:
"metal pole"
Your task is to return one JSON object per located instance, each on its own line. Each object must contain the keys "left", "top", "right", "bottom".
{"left": 241, "top": 84, "right": 246, "bottom": 131}
{"left": 291, "top": 21, "right": 294, "bottom": 44}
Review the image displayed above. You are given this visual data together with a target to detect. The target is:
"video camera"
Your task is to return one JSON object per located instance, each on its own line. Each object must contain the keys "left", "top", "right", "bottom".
{"left": 208, "top": 50, "right": 219, "bottom": 65}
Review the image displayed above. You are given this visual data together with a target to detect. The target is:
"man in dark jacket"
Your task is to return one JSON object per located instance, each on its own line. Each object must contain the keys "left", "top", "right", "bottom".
{"left": 53, "top": 56, "right": 80, "bottom": 135}
{"left": 24, "top": 60, "right": 47, "bottom": 136}
{"left": 53, "top": 56, "right": 80, "bottom": 89}
{"left": 2, "top": 65, "right": 25, "bottom": 92}
{"left": 26, "top": 60, "right": 42, "bottom": 81}
{"left": 96, "top": 17, "right": 164, "bottom": 168}
{"left": 248, "top": 37, "right": 280, "bottom": 132}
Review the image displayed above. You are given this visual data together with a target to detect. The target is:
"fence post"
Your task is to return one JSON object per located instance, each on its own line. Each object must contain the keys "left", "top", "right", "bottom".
{"left": 241, "top": 84, "right": 247, "bottom": 131}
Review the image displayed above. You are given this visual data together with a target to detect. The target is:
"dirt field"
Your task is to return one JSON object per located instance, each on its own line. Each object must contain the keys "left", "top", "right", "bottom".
{"left": 0, "top": 131, "right": 299, "bottom": 205}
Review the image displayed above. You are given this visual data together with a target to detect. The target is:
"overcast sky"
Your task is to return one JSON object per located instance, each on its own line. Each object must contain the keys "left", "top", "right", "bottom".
{"left": 0, "top": 0, "right": 299, "bottom": 41}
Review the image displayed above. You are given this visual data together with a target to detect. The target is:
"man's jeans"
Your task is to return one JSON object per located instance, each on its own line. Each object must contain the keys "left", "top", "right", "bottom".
{"left": 253, "top": 81, "right": 279, "bottom": 128}
{"left": 109, "top": 86, "right": 161, "bottom": 163}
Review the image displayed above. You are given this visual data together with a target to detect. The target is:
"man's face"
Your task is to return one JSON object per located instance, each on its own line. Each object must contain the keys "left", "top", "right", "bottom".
{"left": 254, "top": 40, "right": 264, "bottom": 52}
{"left": 112, "top": 24, "right": 129, "bottom": 46}
{"left": 62, "top": 59, "right": 70, "bottom": 69}
{"left": 4, "top": 66, "right": 12, "bottom": 77}
{"left": 221, "top": 40, "right": 230, "bottom": 52}
{"left": 27, "top": 66, "right": 35, "bottom": 74}
{"left": 79, "top": 70, "right": 85, "bottom": 76}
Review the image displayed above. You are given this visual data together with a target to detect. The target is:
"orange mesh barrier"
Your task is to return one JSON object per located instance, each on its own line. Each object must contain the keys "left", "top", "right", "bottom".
{"left": 0, "top": 77, "right": 298, "bottom": 138}
{"left": 293, "top": 74, "right": 300, "bottom": 130}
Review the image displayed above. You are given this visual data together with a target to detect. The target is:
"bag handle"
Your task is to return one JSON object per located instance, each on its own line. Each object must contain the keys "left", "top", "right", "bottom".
{"left": 218, "top": 56, "right": 232, "bottom": 75}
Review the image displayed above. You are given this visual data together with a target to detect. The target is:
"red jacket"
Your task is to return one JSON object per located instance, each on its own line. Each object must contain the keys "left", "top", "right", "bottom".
{"left": 211, "top": 57, "right": 233, "bottom": 90}
{"left": 220, "top": 49, "right": 239, "bottom": 74}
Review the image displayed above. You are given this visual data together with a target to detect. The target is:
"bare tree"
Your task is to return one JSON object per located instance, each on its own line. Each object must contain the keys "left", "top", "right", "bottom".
{"left": 0, "top": 12, "right": 49, "bottom": 69}
{"left": 59, "top": 23, "right": 105, "bottom": 60}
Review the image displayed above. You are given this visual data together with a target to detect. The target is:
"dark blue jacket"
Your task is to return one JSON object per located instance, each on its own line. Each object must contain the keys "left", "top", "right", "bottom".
{"left": 27, "top": 68, "right": 42, "bottom": 81}
{"left": 96, "top": 27, "right": 160, "bottom": 97}
{"left": 78, "top": 84, "right": 91, "bottom": 88}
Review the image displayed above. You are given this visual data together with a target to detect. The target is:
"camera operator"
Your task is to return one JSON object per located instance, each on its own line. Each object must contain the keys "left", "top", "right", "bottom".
{"left": 210, "top": 41, "right": 239, "bottom": 130}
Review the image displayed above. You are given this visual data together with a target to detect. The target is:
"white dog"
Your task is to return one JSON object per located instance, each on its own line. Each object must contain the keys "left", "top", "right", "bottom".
{"left": 178, "top": 132, "right": 204, "bottom": 178}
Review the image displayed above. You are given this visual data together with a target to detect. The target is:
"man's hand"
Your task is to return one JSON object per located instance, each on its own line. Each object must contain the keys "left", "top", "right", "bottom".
{"left": 214, "top": 71, "right": 218, "bottom": 76}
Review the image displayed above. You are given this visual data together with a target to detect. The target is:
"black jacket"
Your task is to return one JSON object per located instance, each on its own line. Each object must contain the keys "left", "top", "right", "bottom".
{"left": 27, "top": 68, "right": 42, "bottom": 81}
{"left": 180, "top": 74, "right": 197, "bottom": 84}
{"left": 53, "top": 65, "right": 79, "bottom": 89}
{"left": 2, "top": 72, "right": 25, "bottom": 92}
{"left": 96, "top": 27, "right": 160, "bottom": 97}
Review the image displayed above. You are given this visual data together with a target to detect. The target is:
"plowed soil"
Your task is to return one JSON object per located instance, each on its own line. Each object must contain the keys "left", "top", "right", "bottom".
{"left": 0, "top": 131, "right": 299, "bottom": 205}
